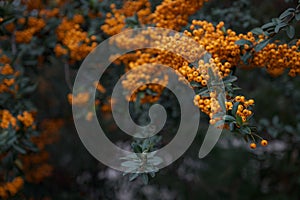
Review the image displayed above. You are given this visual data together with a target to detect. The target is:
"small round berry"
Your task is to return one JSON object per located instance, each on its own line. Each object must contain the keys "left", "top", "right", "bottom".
{"left": 250, "top": 143, "right": 256, "bottom": 149}
{"left": 261, "top": 140, "right": 268, "bottom": 146}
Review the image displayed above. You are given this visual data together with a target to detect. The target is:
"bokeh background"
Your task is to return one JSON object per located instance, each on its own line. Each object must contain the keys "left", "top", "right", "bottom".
{"left": 1, "top": 0, "right": 300, "bottom": 199}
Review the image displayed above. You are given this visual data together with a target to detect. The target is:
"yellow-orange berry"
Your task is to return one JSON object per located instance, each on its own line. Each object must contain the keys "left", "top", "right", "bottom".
{"left": 261, "top": 140, "right": 268, "bottom": 146}
{"left": 250, "top": 143, "right": 256, "bottom": 149}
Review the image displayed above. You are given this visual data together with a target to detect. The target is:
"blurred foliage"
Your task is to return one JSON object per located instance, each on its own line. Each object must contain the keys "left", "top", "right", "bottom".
{"left": 0, "top": 0, "right": 299, "bottom": 199}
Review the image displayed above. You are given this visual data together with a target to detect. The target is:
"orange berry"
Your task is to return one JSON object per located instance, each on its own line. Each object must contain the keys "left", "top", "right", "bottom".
{"left": 248, "top": 99, "right": 254, "bottom": 105}
{"left": 261, "top": 140, "right": 268, "bottom": 146}
{"left": 235, "top": 96, "right": 241, "bottom": 102}
{"left": 250, "top": 143, "right": 256, "bottom": 149}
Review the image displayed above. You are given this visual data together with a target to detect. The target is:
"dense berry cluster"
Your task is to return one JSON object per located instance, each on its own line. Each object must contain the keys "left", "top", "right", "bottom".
{"left": 55, "top": 15, "right": 98, "bottom": 62}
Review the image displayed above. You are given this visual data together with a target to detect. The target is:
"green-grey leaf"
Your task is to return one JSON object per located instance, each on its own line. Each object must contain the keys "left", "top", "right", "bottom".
{"left": 286, "top": 25, "right": 295, "bottom": 39}
{"left": 13, "top": 144, "right": 26, "bottom": 154}
{"left": 236, "top": 115, "right": 243, "bottom": 126}
{"left": 223, "top": 115, "right": 236, "bottom": 122}
{"left": 148, "top": 156, "right": 163, "bottom": 165}
{"left": 141, "top": 173, "right": 149, "bottom": 184}
{"left": 239, "top": 126, "right": 251, "bottom": 135}
{"left": 190, "top": 81, "right": 202, "bottom": 87}
{"left": 229, "top": 122, "right": 235, "bottom": 131}
{"left": 274, "top": 22, "right": 288, "bottom": 33}
{"left": 149, "top": 172, "right": 156, "bottom": 178}
{"left": 197, "top": 87, "right": 209, "bottom": 95}
{"left": 121, "top": 161, "right": 139, "bottom": 168}
{"left": 223, "top": 76, "right": 237, "bottom": 84}
{"left": 214, "top": 119, "right": 225, "bottom": 127}
{"left": 241, "top": 52, "right": 252, "bottom": 64}
{"left": 203, "top": 53, "right": 212, "bottom": 63}
{"left": 217, "top": 93, "right": 226, "bottom": 112}
{"left": 235, "top": 39, "right": 252, "bottom": 46}
{"left": 251, "top": 27, "right": 264, "bottom": 35}
{"left": 261, "top": 22, "right": 276, "bottom": 30}
{"left": 231, "top": 102, "right": 239, "bottom": 116}
{"left": 254, "top": 39, "right": 270, "bottom": 52}
{"left": 129, "top": 173, "right": 139, "bottom": 181}
{"left": 207, "top": 67, "right": 216, "bottom": 80}
{"left": 296, "top": 13, "right": 300, "bottom": 21}
{"left": 279, "top": 8, "right": 295, "bottom": 20}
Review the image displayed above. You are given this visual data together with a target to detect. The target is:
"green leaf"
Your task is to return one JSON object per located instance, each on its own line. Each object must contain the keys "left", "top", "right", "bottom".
{"left": 132, "top": 143, "right": 142, "bottom": 153}
{"left": 0, "top": 16, "right": 15, "bottom": 26}
{"left": 261, "top": 22, "right": 276, "bottom": 30}
{"left": 207, "top": 67, "right": 216, "bottom": 80}
{"left": 241, "top": 51, "right": 252, "bottom": 64}
{"left": 197, "top": 87, "right": 209, "bottom": 96}
{"left": 149, "top": 171, "right": 156, "bottom": 178}
{"left": 141, "top": 139, "right": 150, "bottom": 151}
{"left": 235, "top": 39, "right": 252, "bottom": 46}
{"left": 251, "top": 27, "right": 264, "bottom": 35}
{"left": 141, "top": 173, "right": 149, "bottom": 184}
{"left": 279, "top": 8, "right": 295, "bottom": 20}
{"left": 274, "top": 22, "right": 288, "bottom": 33}
{"left": 223, "top": 115, "right": 236, "bottom": 122}
{"left": 286, "top": 25, "right": 295, "bottom": 39}
{"left": 223, "top": 76, "right": 237, "bottom": 84}
{"left": 217, "top": 93, "right": 226, "bottom": 112}
{"left": 203, "top": 53, "right": 211, "bottom": 63}
{"left": 125, "top": 14, "right": 140, "bottom": 27}
{"left": 272, "top": 18, "right": 281, "bottom": 24}
{"left": 213, "top": 112, "right": 225, "bottom": 118}
{"left": 296, "top": 13, "right": 300, "bottom": 21}
{"left": 231, "top": 102, "right": 239, "bottom": 116}
{"left": 21, "top": 139, "right": 38, "bottom": 152}
{"left": 214, "top": 119, "right": 225, "bottom": 127}
{"left": 254, "top": 39, "right": 270, "bottom": 52}
{"left": 21, "top": 83, "right": 38, "bottom": 95}
{"left": 13, "top": 144, "right": 26, "bottom": 154}
{"left": 129, "top": 173, "right": 139, "bottom": 181}
{"left": 236, "top": 115, "right": 243, "bottom": 126}
{"left": 229, "top": 122, "right": 235, "bottom": 131}
{"left": 190, "top": 81, "right": 202, "bottom": 87}
{"left": 0, "top": 130, "right": 9, "bottom": 140}
{"left": 239, "top": 126, "right": 251, "bottom": 135}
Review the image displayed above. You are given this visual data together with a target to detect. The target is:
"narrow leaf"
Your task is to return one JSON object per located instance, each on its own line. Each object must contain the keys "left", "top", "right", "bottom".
{"left": 261, "top": 22, "right": 276, "bottom": 30}
{"left": 231, "top": 102, "right": 240, "bottom": 116}
{"left": 296, "top": 13, "right": 300, "bottom": 21}
{"left": 239, "top": 126, "right": 251, "bottom": 135}
{"left": 217, "top": 93, "right": 226, "bottom": 112}
{"left": 141, "top": 173, "right": 149, "bottom": 184}
{"left": 279, "top": 8, "right": 295, "bottom": 20}
{"left": 236, "top": 115, "right": 243, "bottom": 126}
{"left": 254, "top": 39, "right": 270, "bottom": 52}
{"left": 235, "top": 39, "right": 252, "bottom": 46}
{"left": 274, "top": 22, "right": 288, "bottom": 33}
{"left": 223, "top": 76, "right": 237, "bottom": 84}
{"left": 286, "top": 25, "right": 295, "bottom": 39}
{"left": 223, "top": 115, "right": 236, "bottom": 122}
{"left": 129, "top": 173, "right": 139, "bottom": 181}
{"left": 251, "top": 27, "right": 264, "bottom": 35}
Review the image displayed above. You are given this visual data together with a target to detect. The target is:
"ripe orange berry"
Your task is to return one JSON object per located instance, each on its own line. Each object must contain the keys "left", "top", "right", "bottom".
{"left": 261, "top": 140, "right": 268, "bottom": 146}
{"left": 248, "top": 99, "right": 254, "bottom": 105}
{"left": 235, "top": 96, "right": 241, "bottom": 102}
{"left": 250, "top": 143, "right": 256, "bottom": 149}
